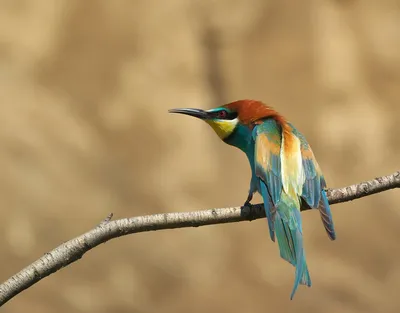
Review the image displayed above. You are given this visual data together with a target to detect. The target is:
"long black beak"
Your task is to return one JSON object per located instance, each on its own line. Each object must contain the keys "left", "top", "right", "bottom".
{"left": 168, "top": 108, "right": 208, "bottom": 119}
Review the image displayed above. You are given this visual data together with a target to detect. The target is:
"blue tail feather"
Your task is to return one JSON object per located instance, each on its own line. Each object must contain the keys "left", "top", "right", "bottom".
{"left": 260, "top": 180, "right": 276, "bottom": 242}
{"left": 274, "top": 209, "right": 311, "bottom": 299}
{"left": 290, "top": 221, "right": 311, "bottom": 300}
{"left": 319, "top": 190, "right": 336, "bottom": 240}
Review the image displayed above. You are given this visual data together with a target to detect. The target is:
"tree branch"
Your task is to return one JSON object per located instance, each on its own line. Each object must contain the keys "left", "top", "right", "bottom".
{"left": 0, "top": 171, "right": 399, "bottom": 307}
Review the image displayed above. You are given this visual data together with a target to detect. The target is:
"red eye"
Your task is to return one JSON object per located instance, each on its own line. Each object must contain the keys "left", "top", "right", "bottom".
{"left": 218, "top": 110, "right": 227, "bottom": 119}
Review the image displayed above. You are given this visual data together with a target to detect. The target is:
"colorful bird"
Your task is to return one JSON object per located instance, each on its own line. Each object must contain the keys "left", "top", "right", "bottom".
{"left": 169, "top": 100, "right": 336, "bottom": 299}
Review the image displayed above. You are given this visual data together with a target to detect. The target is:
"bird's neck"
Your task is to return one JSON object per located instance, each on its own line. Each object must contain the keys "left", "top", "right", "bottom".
{"left": 223, "top": 123, "right": 257, "bottom": 182}
{"left": 223, "top": 123, "right": 254, "bottom": 155}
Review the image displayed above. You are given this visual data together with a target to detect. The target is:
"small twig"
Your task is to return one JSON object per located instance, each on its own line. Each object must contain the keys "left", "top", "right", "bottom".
{"left": 0, "top": 171, "right": 398, "bottom": 307}
{"left": 98, "top": 213, "right": 114, "bottom": 227}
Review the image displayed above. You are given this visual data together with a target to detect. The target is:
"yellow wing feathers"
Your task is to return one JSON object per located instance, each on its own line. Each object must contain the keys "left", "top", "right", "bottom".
{"left": 280, "top": 126, "right": 305, "bottom": 203}
{"left": 255, "top": 133, "right": 280, "bottom": 172}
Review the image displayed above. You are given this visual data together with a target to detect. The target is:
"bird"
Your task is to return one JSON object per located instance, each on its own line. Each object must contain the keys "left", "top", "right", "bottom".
{"left": 168, "top": 99, "right": 336, "bottom": 299}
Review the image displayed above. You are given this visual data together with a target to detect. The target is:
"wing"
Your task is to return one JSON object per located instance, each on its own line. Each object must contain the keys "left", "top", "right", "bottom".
{"left": 289, "top": 124, "right": 336, "bottom": 240}
{"left": 278, "top": 123, "right": 315, "bottom": 298}
{"left": 254, "top": 119, "right": 313, "bottom": 298}
{"left": 253, "top": 119, "right": 283, "bottom": 242}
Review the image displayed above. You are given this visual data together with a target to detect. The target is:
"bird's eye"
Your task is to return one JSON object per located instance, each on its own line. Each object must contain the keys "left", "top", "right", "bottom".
{"left": 217, "top": 110, "right": 228, "bottom": 119}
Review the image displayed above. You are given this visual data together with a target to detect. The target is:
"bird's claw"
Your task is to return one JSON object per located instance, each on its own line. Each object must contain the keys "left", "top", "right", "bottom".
{"left": 244, "top": 193, "right": 253, "bottom": 207}
{"left": 242, "top": 194, "right": 257, "bottom": 220}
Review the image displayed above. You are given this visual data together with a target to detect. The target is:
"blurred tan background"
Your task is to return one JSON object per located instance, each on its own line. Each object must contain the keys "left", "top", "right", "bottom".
{"left": 0, "top": 0, "right": 399, "bottom": 312}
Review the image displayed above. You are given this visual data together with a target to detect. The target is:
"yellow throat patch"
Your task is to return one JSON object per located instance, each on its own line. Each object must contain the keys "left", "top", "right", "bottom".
{"left": 205, "top": 118, "right": 238, "bottom": 139}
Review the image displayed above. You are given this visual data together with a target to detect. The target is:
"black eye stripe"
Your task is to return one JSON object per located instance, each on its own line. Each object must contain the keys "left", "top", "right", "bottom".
{"left": 227, "top": 111, "right": 238, "bottom": 119}
{"left": 211, "top": 110, "right": 238, "bottom": 120}
{"left": 218, "top": 110, "right": 227, "bottom": 118}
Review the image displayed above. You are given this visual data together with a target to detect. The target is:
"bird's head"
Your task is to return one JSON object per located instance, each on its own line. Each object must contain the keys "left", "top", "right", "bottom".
{"left": 169, "top": 100, "right": 282, "bottom": 140}
{"left": 168, "top": 106, "right": 239, "bottom": 140}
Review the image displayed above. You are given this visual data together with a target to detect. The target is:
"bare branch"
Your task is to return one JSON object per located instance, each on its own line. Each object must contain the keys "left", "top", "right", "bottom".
{"left": 0, "top": 171, "right": 399, "bottom": 307}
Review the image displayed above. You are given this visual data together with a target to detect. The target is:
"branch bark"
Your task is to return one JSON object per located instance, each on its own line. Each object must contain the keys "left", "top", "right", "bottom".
{"left": 0, "top": 171, "right": 399, "bottom": 307}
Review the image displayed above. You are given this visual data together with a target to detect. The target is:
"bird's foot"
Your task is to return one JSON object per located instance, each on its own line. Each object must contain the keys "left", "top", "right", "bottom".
{"left": 242, "top": 194, "right": 256, "bottom": 220}
{"left": 243, "top": 200, "right": 251, "bottom": 208}
{"left": 244, "top": 193, "right": 253, "bottom": 207}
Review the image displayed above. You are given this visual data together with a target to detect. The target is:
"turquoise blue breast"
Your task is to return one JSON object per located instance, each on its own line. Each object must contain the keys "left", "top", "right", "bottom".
{"left": 224, "top": 124, "right": 257, "bottom": 179}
